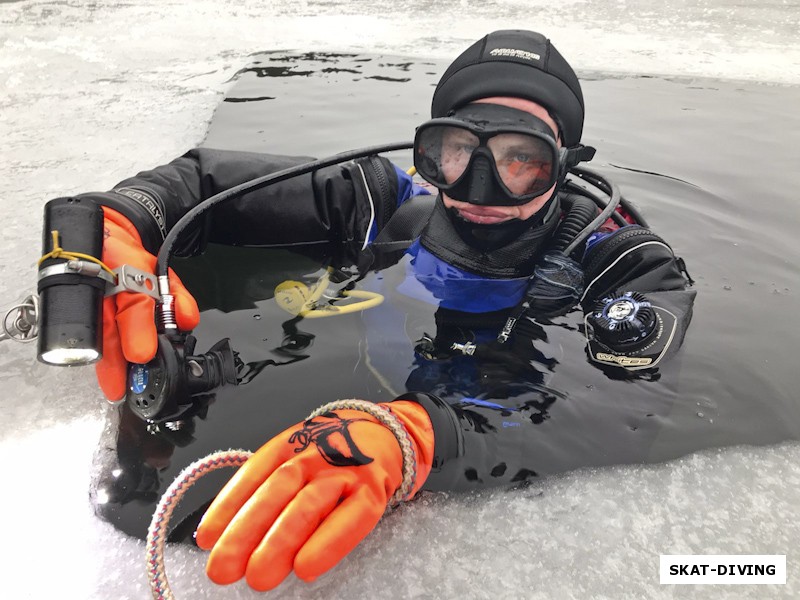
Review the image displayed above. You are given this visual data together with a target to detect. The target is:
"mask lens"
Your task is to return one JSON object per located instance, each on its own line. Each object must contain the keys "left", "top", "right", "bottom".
{"left": 487, "top": 133, "right": 554, "bottom": 197}
{"left": 415, "top": 125, "right": 479, "bottom": 187}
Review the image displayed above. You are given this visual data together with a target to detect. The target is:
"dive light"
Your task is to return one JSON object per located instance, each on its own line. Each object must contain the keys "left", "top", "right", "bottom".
{"left": 34, "top": 196, "right": 238, "bottom": 420}
{"left": 37, "top": 197, "right": 106, "bottom": 365}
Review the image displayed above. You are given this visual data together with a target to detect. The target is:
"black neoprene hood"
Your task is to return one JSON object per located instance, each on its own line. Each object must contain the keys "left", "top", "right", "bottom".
{"left": 431, "top": 30, "right": 585, "bottom": 148}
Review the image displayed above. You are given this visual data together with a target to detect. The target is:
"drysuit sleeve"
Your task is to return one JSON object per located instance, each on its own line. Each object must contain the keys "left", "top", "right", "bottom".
{"left": 72, "top": 147, "right": 412, "bottom": 257}
{"left": 388, "top": 235, "right": 697, "bottom": 494}
{"left": 390, "top": 391, "right": 581, "bottom": 492}
{"left": 579, "top": 225, "right": 696, "bottom": 370}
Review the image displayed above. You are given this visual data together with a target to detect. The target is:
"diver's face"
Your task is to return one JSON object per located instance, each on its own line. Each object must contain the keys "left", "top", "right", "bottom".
{"left": 441, "top": 97, "right": 561, "bottom": 225}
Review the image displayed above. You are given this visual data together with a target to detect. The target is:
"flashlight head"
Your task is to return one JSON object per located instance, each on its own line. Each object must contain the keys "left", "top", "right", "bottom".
{"left": 39, "top": 347, "right": 101, "bottom": 366}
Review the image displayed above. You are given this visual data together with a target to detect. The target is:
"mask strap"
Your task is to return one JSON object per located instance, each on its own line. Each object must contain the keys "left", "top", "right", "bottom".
{"left": 558, "top": 144, "right": 597, "bottom": 184}
{"left": 566, "top": 144, "right": 596, "bottom": 167}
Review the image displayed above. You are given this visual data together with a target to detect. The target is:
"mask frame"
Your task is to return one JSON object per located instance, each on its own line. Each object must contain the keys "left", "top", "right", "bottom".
{"left": 414, "top": 103, "right": 562, "bottom": 206}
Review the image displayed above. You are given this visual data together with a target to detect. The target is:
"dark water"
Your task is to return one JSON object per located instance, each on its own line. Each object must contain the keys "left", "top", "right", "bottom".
{"left": 91, "top": 53, "right": 800, "bottom": 539}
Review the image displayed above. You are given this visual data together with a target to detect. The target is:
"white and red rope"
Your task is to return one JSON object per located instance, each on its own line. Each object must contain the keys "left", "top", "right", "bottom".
{"left": 307, "top": 399, "right": 418, "bottom": 505}
{"left": 146, "top": 401, "right": 417, "bottom": 598}
{"left": 146, "top": 449, "right": 252, "bottom": 600}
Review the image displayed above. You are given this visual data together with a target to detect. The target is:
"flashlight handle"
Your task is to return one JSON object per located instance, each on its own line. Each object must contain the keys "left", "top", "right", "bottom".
{"left": 37, "top": 197, "right": 105, "bottom": 365}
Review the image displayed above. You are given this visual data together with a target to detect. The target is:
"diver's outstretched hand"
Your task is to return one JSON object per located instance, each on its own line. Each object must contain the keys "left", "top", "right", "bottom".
{"left": 95, "top": 207, "right": 199, "bottom": 401}
{"left": 195, "top": 400, "right": 434, "bottom": 591}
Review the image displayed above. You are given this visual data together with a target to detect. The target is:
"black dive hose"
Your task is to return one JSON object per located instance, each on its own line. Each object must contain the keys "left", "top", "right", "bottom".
{"left": 566, "top": 168, "right": 648, "bottom": 229}
{"left": 557, "top": 166, "right": 622, "bottom": 257}
{"left": 563, "top": 181, "right": 627, "bottom": 228}
{"left": 547, "top": 194, "right": 597, "bottom": 257}
{"left": 154, "top": 147, "right": 626, "bottom": 280}
{"left": 155, "top": 141, "right": 414, "bottom": 278}
{"left": 155, "top": 151, "right": 622, "bottom": 280}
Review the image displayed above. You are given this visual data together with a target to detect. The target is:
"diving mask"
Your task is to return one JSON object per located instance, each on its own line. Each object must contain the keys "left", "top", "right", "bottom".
{"left": 414, "top": 103, "right": 564, "bottom": 206}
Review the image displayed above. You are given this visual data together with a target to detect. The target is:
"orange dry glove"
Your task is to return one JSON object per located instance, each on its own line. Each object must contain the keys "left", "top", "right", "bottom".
{"left": 195, "top": 399, "right": 434, "bottom": 591}
{"left": 95, "top": 207, "right": 200, "bottom": 401}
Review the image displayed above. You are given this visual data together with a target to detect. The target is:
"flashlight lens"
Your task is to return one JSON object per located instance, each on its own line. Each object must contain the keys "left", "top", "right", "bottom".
{"left": 39, "top": 347, "right": 100, "bottom": 365}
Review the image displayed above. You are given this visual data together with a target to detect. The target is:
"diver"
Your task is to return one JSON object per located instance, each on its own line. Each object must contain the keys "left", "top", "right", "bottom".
{"left": 44, "top": 30, "right": 695, "bottom": 591}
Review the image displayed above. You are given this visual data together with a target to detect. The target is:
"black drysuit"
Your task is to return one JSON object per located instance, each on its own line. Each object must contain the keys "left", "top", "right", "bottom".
{"left": 78, "top": 147, "right": 696, "bottom": 491}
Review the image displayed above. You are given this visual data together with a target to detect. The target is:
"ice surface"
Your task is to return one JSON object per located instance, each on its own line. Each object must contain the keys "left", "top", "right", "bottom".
{"left": 1, "top": 0, "right": 798, "bottom": 598}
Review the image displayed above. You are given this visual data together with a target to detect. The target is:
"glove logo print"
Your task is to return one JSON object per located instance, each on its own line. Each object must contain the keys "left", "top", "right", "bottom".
{"left": 289, "top": 412, "right": 375, "bottom": 467}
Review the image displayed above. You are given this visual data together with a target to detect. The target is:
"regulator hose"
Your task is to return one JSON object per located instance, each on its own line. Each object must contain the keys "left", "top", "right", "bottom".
{"left": 547, "top": 193, "right": 598, "bottom": 257}
{"left": 566, "top": 167, "right": 649, "bottom": 229}
{"left": 153, "top": 149, "right": 622, "bottom": 282}
{"left": 562, "top": 180, "right": 627, "bottom": 228}
{"left": 155, "top": 142, "right": 413, "bottom": 278}
{"left": 553, "top": 166, "right": 622, "bottom": 258}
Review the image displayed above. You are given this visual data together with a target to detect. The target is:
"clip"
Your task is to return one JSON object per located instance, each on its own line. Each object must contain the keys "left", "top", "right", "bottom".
{"left": 105, "top": 265, "right": 160, "bottom": 299}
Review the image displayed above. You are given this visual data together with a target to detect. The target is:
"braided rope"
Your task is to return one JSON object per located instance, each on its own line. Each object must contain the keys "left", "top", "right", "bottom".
{"left": 307, "top": 399, "right": 418, "bottom": 505}
{"left": 145, "top": 402, "right": 416, "bottom": 597}
{"left": 146, "top": 449, "right": 252, "bottom": 600}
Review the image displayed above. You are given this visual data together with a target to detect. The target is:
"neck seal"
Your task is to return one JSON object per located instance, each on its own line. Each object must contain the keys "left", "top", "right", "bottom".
{"left": 419, "top": 195, "right": 561, "bottom": 279}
